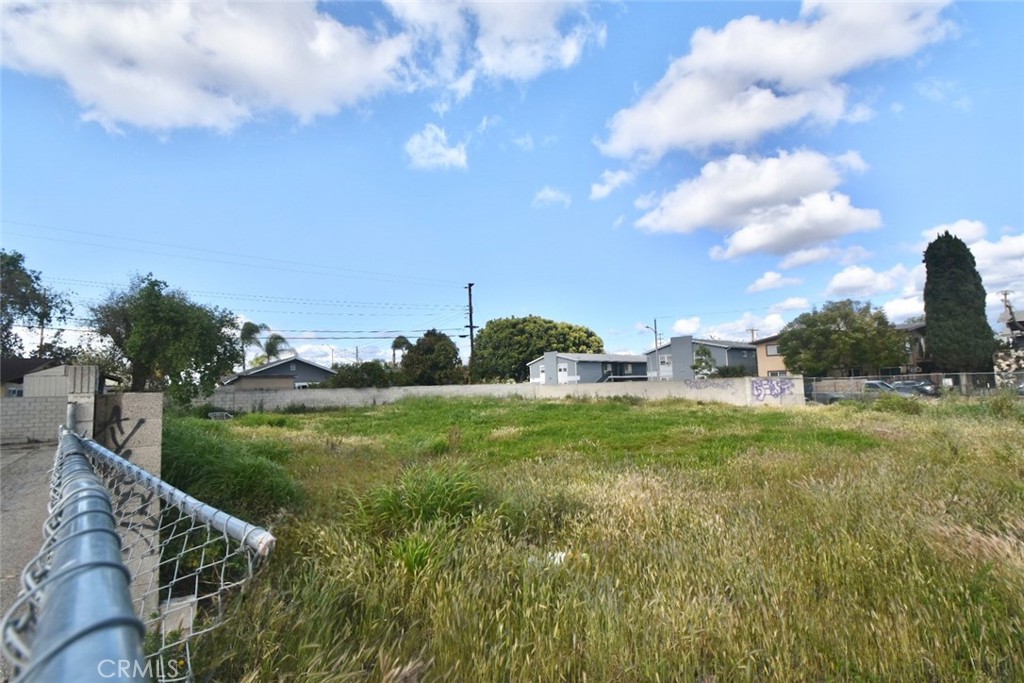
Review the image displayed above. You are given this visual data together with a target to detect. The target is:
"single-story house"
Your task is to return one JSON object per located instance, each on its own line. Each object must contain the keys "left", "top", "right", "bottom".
{"left": 527, "top": 352, "right": 648, "bottom": 385}
{"left": 222, "top": 356, "right": 336, "bottom": 390}
{"left": 643, "top": 336, "right": 758, "bottom": 381}
{"left": 1, "top": 358, "right": 59, "bottom": 397}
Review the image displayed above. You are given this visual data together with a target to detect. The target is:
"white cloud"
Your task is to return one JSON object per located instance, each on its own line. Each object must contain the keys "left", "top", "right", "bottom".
{"left": 599, "top": 1, "right": 953, "bottom": 158}
{"left": 709, "top": 192, "right": 881, "bottom": 260}
{"left": 512, "top": 133, "right": 535, "bottom": 151}
{"left": 1, "top": 1, "right": 604, "bottom": 132}
{"left": 702, "top": 312, "right": 786, "bottom": 341}
{"left": 533, "top": 186, "right": 571, "bottom": 208}
{"left": 882, "top": 296, "right": 924, "bottom": 323}
{"left": 590, "top": 169, "right": 634, "bottom": 200}
{"left": 770, "top": 297, "right": 810, "bottom": 313}
{"left": 915, "top": 76, "right": 971, "bottom": 110}
{"left": 1, "top": 1, "right": 413, "bottom": 132}
{"left": 672, "top": 317, "right": 702, "bottom": 335}
{"left": 635, "top": 150, "right": 880, "bottom": 260}
{"left": 971, "top": 232, "right": 1024, "bottom": 292}
{"left": 389, "top": 0, "right": 605, "bottom": 110}
{"left": 405, "top": 124, "right": 467, "bottom": 169}
{"left": 778, "top": 245, "right": 871, "bottom": 269}
{"left": 747, "top": 271, "right": 801, "bottom": 293}
{"left": 826, "top": 264, "right": 908, "bottom": 297}
{"left": 920, "top": 219, "right": 988, "bottom": 246}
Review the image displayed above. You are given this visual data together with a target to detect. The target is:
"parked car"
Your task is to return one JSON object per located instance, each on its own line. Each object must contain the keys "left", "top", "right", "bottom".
{"left": 891, "top": 380, "right": 940, "bottom": 397}
{"left": 807, "top": 380, "right": 895, "bottom": 404}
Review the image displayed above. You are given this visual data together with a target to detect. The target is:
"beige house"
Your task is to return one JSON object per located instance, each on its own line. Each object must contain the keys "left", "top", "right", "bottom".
{"left": 752, "top": 334, "right": 790, "bottom": 377}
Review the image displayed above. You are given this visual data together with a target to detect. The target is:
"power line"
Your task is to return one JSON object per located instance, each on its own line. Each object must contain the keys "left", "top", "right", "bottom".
{"left": 5, "top": 220, "right": 464, "bottom": 288}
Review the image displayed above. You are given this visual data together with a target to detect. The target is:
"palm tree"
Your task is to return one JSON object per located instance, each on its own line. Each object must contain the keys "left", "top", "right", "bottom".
{"left": 240, "top": 322, "right": 289, "bottom": 369}
{"left": 391, "top": 335, "right": 411, "bottom": 367}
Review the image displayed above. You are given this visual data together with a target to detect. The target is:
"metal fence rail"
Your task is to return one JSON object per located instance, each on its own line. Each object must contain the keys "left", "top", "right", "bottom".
{"left": 2, "top": 428, "right": 276, "bottom": 682}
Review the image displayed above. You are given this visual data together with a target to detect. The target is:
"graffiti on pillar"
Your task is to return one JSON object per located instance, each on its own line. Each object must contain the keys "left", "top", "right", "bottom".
{"left": 751, "top": 378, "right": 794, "bottom": 402}
{"left": 97, "top": 404, "right": 146, "bottom": 461}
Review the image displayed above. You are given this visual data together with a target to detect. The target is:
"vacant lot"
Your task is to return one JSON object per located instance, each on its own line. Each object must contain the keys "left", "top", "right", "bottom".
{"left": 165, "top": 395, "right": 1024, "bottom": 682}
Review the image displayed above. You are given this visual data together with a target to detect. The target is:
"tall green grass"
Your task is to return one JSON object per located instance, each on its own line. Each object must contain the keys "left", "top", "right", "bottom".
{"left": 162, "top": 417, "right": 303, "bottom": 523}
{"left": 170, "top": 397, "right": 1024, "bottom": 681}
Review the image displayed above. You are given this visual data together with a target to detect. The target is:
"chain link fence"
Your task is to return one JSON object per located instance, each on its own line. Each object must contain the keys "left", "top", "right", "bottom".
{"left": 804, "top": 371, "right": 1024, "bottom": 404}
{"left": 2, "top": 428, "right": 275, "bottom": 682}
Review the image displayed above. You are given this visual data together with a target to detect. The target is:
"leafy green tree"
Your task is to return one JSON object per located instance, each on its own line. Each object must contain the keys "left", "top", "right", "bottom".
{"left": 473, "top": 315, "right": 604, "bottom": 382}
{"left": 401, "top": 329, "right": 463, "bottom": 385}
{"left": 778, "top": 299, "right": 906, "bottom": 376}
{"left": 923, "top": 232, "right": 994, "bottom": 371}
{"left": 1, "top": 250, "right": 73, "bottom": 358}
{"left": 89, "top": 275, "right": 242, "bottom": 404}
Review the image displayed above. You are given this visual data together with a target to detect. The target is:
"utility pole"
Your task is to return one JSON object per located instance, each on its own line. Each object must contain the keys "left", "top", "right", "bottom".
{"left": 466, "top": 283, "right": 476, "bottom": 384}
{"left": 747, "top": 328, "right": 759, "bottom": 342}
{"left": 645, "top": 320, "right": 661, "bottom": 381}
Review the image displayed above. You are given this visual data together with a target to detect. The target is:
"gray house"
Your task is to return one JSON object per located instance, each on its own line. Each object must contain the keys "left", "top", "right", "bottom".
{"left": 527, "top": 352, "right": 648, "bottom": 385}
{"left": 222, "top": 356, "right": 336, "bottom": 389}
{"left": 643, "top": 336, "right": 757, "bottom": 381}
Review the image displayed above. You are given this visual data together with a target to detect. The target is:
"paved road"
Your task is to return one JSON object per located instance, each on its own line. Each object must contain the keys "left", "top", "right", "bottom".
{"left": 1, "top": 442, "right": 55, "bottom": 680}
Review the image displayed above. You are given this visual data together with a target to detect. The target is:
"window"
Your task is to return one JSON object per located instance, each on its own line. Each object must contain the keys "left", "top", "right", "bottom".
{"left": 659, "top": 354, "right": 671, "bottom": 366}
{"left": 7, "top": 388, "right": 23, "bottom": 397}
{"left": 767, "top": 370, "right": 789, "bottom": 377}
{"left": 289, "top": 362, "right": 296, "bottom": 371}
{"left": 624, "top": 363, "right": 632, "bottom": 373}
{"left": 766, "top": 344, "right": 780, "bottom": 356}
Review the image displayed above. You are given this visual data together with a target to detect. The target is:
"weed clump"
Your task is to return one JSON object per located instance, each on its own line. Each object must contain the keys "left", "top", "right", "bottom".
{"left": 873, "top": 393, "right": 924, "bottom": 415}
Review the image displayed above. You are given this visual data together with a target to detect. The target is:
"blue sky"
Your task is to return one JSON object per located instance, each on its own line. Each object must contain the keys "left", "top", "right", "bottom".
{"left": 3, "top": 1, "right": 1022, "bottom": 368}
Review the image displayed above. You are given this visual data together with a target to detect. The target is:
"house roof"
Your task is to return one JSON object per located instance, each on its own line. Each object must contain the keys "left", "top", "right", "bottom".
{"left": 751, "top": 334, "right": 780, "bottom": 345}
{"left": 527, "top": 353, "right": 646, "bottom": 366}
{"left": 895, "top": 322, "right": 926, "bottom": 333}
{"left": 222, "top": 355, "right": 336, "bottom": 385}
{"left": 644, "top": 337, "right": 756, "bottom": 355}
{"left": 0, "top": 358, "right": 58, "bottom": 384}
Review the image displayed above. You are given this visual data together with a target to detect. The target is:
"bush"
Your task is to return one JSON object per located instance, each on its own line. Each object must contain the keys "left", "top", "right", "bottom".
{"left": 359, "top": 464, "right": 491, "bottom": 537}
{"left": 873, "top": 393, "right": 923, "bottom": 415}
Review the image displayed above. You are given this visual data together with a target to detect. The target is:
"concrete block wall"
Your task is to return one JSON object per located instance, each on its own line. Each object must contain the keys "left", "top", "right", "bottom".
{"left": 0, "top": 396, "right": 69, "bottom": 444}
{"left": 207, "top": 376, "right": 805, "bottom": 413}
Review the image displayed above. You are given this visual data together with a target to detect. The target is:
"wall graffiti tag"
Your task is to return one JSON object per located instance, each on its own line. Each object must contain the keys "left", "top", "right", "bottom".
{"left": 683, "top": 379, "right": 734, "bottom": 391}
{"left": 96, "top": 404, "right": 146, "bottom": 461}
{"left": 751, "top": 378, "right": 794, "bottom": 402}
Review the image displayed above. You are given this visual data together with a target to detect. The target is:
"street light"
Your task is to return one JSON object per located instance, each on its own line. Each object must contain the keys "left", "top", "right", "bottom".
{"left": 645, "top": 321, "right": 661, "bottom": 381}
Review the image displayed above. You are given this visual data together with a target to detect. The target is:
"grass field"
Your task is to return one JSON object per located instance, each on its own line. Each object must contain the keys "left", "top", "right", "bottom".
{"left": 164, "top": 395, "right": 1024, "bottom": 682}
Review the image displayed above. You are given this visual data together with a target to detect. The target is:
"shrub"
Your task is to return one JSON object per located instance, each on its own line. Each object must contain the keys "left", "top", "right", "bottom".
{"left": 873, "top": 393, "right": 923, "bottom": 415}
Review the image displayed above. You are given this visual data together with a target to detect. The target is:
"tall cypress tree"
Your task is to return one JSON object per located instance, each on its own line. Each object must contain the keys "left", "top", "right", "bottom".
{"left": 923, "top": 232, "right": 994, "bottom": 371}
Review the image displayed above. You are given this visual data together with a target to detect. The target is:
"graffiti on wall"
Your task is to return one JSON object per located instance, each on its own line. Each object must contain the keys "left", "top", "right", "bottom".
{"left": 751, "top": 378, "right": 795, "bottom": 402}
{"left": 96, "top": 404, "right": 146, "bottom": 461}
{"left": 683, "top": 379, "right": 734, "bottom": 391}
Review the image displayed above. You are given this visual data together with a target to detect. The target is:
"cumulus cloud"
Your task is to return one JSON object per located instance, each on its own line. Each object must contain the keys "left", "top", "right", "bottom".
{"left": 405, "top": 124, "right": 467, "bottom": 169}
{"left": 702, "top": 312, "right": 786, "bottom": 341}
{"left": 1, "top": 0, "right": 604, "bottom": 132}
{"left": 778, "top": 245, "right": 870, "bottom": 269}
{"left": 386, "top": 0, "right": 605, "bottom": 110}
{"left": 599, "top": 1, "right": 952, "bottom": 159}
{"left": 635, "top": 150, "right": 880, "bottom": 260}
{"left": 920, "top": 219, "right": 988, "bottom": 246}
{"left": 770, "top": 297, "right": 810, "bottom": 313}
{"left": 1, "top": 1, "right": 413, "bottom": 132}
{"left": 672, "top": 317, "right": 701, "bottom": 335}
{"left": 826, "top": 264, "right": 908, "bottom": 297}
{"left": 882, "top": 296, "right": 925, "bottom": 323}
{"left": 747, "top": 271, "right": 801, "bottom": 293}
{"left": 590, "top": 169, "right": 634, "bottom": 200}
{"left": 533, "top": 186, "right": 572, "bottom": 208}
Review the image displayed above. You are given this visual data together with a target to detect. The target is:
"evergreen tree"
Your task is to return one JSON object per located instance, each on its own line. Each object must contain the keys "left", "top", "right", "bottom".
{"left": 923, "top": 232, "right": 994, "bottom": 372}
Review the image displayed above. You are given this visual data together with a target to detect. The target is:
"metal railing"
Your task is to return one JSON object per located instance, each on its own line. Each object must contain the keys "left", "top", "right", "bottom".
{"left": 2, "top": 428, "right": 276, "bottom": 682}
